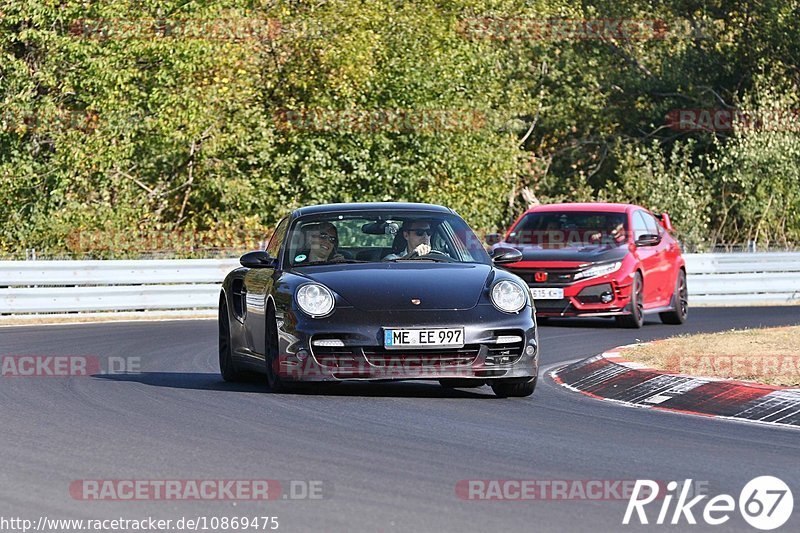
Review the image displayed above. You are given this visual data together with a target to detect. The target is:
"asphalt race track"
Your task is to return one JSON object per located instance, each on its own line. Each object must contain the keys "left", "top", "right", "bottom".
{"left": 1, "top": 307, "right": 799, "bottom": 532}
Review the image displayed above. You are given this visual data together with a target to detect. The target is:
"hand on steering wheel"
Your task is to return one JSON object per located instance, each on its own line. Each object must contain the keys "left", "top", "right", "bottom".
{"left": 413, "top": 243, "right": 431, "bottom": 256}
{"left": 423, "top": 249, "right": 450, "bottom": 258}
{"left": 406, "top": 247, "right": 450, "bottom": 261}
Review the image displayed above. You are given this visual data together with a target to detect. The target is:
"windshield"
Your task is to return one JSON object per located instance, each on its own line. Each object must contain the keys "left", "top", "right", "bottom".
{"left": 284, "top": 211, "right": 491, "bottom": 267}
{"left": 508, "top": 211, "right": 629, "bottom": 246}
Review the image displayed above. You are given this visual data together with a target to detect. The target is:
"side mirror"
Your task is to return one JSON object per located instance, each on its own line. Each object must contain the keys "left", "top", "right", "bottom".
{"left": 240, "top": 250, "right": 277, "bottom": 268}
{"left": 485, "top": 233, "right": 502, "bottom": 246}
{"left": 658, "top": 213, "right": 674, "bottom": 232}
{"left": 635, "top": 234, "right": 660, "bottom": 247}
{"left": 491, "top": 246, "right": 523, "bottom": 265}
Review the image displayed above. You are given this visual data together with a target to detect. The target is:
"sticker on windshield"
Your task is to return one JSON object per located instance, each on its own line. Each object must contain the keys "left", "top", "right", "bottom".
{"left": 294, "top": 254, "right": 307, "bottom": 262}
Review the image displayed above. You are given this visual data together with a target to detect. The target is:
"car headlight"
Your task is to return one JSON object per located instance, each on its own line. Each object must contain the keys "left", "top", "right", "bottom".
{"left": 296, "top": 283, "right": 335, "bottom": 317}
{"left": 491, "top": 280, "right": 527, "bottom": 313}
{"left": 573, "top": 261, "right": 622, "bottom": 281}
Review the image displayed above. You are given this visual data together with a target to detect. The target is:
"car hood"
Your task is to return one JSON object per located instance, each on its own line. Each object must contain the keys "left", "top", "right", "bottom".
{"left": 294, "top": 262, "right": 492, "bottom": 311}
{"left": 500, "top": 243, "right": 629, "bottom": 264}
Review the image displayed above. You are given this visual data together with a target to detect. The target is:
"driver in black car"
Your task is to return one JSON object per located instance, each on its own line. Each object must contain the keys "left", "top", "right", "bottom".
{"left": 383, "top": 220, "right": 434, "bottom": 259}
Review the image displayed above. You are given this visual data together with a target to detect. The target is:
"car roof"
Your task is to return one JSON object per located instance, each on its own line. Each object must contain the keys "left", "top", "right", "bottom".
{"left": 523, "top": 202, "right": 641, "bottom": 214}
{"left": 292, "top": 202, "right": 455, "bottom": 217}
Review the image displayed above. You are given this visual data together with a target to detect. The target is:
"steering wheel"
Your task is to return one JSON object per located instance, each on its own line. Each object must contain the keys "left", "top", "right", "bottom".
{"left": 423, "top": 249, "right": 450, "bottom": 258}
{"left": 406, "top": 249, "right": 451, "bottom": 261}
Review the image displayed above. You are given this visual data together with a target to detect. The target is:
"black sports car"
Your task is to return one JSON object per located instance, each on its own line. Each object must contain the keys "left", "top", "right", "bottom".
{"left": 218, "top": 202, "right": 538, "bottom": 397}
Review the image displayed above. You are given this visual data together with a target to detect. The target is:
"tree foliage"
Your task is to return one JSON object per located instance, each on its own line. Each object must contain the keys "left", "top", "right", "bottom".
{"left": 1, "top": 0, "right": 799, "bottom": 257}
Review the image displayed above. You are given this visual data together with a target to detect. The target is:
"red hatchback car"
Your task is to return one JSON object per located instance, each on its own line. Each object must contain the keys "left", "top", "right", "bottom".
{"left": 487, "top": 203, "right": 687, "bottom": 328}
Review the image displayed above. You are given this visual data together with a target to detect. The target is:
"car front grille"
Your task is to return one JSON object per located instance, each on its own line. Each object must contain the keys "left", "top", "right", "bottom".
{"left": 576, "top": 283, "right": 613, "bottom": 304}
{"left": 311, "top": 342, "right": 528, "bottom": 369}
{"left": 508, "top": 268, "right": 582, "bottom": 287}
{"left": 487, "top": 343, "right": 521, "bottom": 355}
{"left": 533, "top": 298, "right": 573, "bottom": 313}
{"left": 362, "top": 346, "right": 481, "bottom": 367}
{"left": 311, "top": 345, "right": 482, "bottom": 368}
{"left": 311, "top": 346, "right": 360, "bottom": 368}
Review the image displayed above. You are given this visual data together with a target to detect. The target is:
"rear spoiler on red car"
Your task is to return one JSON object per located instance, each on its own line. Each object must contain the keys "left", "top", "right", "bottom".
{"left": 654, "top": 212, "right": 674, "bottom": 232}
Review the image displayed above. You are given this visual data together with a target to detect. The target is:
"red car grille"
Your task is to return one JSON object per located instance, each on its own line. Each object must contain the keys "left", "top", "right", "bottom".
{"left": 511, "top": 268, "right": 580, "bottom": 286}
{"left": 533, "top": 298, "right": 572, "bottom": 313}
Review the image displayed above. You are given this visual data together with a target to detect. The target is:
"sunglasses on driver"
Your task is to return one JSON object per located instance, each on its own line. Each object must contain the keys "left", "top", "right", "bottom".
{"left": 311, "top": 232, "right": 338, "bottom": 243}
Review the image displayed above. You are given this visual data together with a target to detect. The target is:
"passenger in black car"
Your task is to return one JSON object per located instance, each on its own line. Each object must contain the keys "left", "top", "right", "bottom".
{"left": 297, "top": 222, "right": 345, "bottom": 263}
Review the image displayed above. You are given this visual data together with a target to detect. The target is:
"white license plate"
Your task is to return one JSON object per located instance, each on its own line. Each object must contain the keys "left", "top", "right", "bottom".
{"left": 384, "top": 328, "right": 464, "bottom": 349}
{"left": 530, "top": 287, "right": 564, "bottom": 299}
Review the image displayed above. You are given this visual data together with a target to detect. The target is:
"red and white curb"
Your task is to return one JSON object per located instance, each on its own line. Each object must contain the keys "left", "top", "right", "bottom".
{"left": 550, "top": 344, "right": 800, "bottom": 428}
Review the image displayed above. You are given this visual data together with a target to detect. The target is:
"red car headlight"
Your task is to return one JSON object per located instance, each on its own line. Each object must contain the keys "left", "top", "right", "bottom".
{"left": 573, "top": 261, "right": 622, "bottom": 281}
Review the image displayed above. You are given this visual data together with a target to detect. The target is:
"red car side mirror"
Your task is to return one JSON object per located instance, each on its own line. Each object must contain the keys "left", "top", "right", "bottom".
{"left": 657, "top": 213, "right": 674, "bottom": 232}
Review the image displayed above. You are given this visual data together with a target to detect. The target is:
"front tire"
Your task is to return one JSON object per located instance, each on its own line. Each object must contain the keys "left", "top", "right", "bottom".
{"left": 616, "top": 272, "right": 644, "bottom": 329}
{"left": 490, "top": 376, "right": 537, "bottom": 398}
{"left": 660, "top": 269, "right": 688, "bottom": 325}
{"left": 265, "top": 305, "right": 290, "bottom": 392}
{"left": 219, "top": 299, "right": 245, "bottom": 382}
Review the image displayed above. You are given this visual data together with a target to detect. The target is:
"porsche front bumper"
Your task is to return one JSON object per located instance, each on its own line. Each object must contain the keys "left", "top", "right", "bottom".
{"left": 275, "top": 304, "right": 538, "bottom": 382}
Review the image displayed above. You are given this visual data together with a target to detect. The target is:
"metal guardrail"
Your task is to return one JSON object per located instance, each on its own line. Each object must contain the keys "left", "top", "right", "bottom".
{"left": 0, "top": 259, "right": 238, "bottom": 314}
{"left": 684, "top": 252, "right": 800, "bottom": 306}
{"left": 1, "top": 254, "right": 798, "bottom": 315}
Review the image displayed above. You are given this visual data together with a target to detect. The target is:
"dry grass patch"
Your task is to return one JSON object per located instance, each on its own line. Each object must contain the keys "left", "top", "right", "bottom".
{"left": 623, "top": 326, "right": 800, "bottom": 387}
